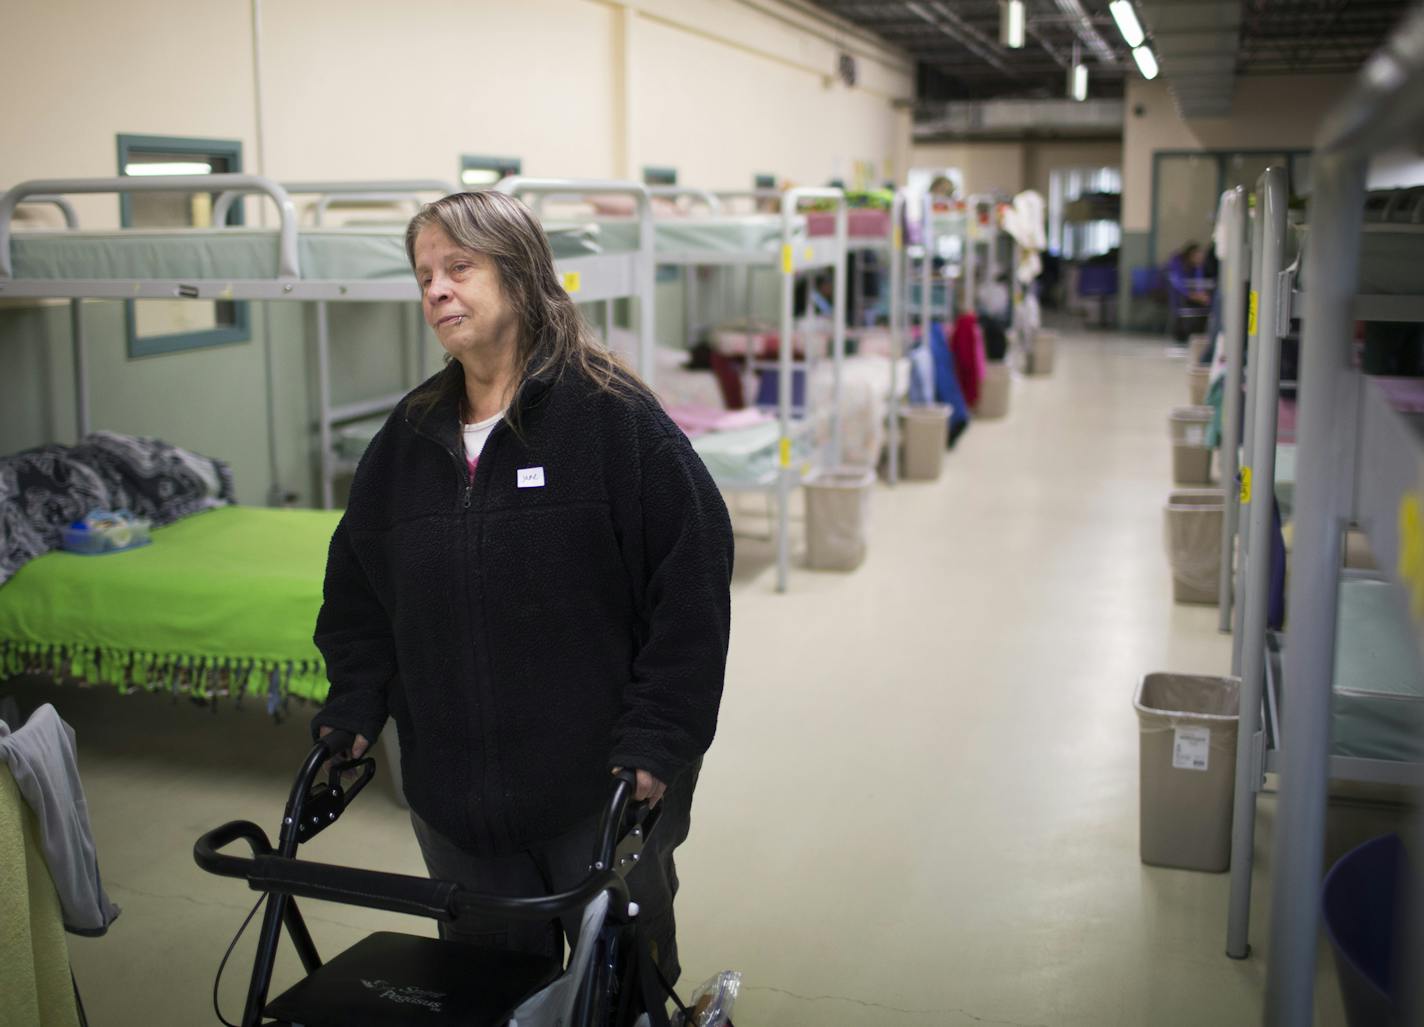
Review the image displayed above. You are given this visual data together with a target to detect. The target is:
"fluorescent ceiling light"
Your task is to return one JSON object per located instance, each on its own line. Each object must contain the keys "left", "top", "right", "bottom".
{"left": 1132, "top": 45, "right": 1159, "bottom": 81}
{"left": 1109, "top": 1, "right": 1145, "bottom": 49}
{"left": 461, "top": 168, "right": 503, "bottom": 187}
{"left": 1071, "top": 63, "right": 1089, "bottom": 101}
{"left": 123, "top": 161, "right": 212, "bottom": 176}
{"left": 1001, "top": 0, "right": 1025, "bottom": 49}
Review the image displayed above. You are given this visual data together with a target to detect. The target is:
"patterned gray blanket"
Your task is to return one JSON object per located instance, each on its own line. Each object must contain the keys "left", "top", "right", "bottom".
{"left": 0, "top": 431, "right": 234, "bottom": 585}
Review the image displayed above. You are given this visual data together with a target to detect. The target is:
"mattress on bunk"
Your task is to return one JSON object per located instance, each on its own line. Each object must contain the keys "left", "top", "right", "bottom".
{"left": 1274, "top": 443, "right": 1296, "bottom": 521}
{"left": 9, "top": 225, "right": 603, "bottom": 281}
{"left": 1330, "top": 578, "right": 1424, "bottom": 762}
{"left": 690, "top": 421, "right": 786, "bottom": 485}
{"left": 1294, "top": 224, "right": 1423, "bottom": 295}
{"left": 806, "top": 209, "right": 891, "bottom": 240}
{"left": 333, "top": 416, "right": 385, "bottom": 463}
{"left": 583, "top": 216, "right": 808, "bottom": 257}
{"left": 0, "top": 505, "right": 340, "bottom": 704}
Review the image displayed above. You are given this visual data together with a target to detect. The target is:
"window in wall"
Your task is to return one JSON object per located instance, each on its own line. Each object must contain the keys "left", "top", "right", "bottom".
{"left": 754, "top": 173, "right": 777, "bottom": 190}
{"left": 1048, "top": 166, "right": 1122, "bottom": 260}
{"left": 643, "top": 166, "right": 677, "bottom": 187}
{"left": 118, "top": 134, "right": 247, "bottom": 357}
{"left": 1149, "top": 149, "right": 1310, "bottom": 264}
{"left": 460, "top": 154, "right": 521, "bottom": 189}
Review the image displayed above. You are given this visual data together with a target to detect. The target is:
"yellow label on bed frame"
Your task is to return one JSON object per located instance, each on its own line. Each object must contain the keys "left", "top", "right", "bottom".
{"left": 1399, "top": 492, "right": 1424, "bottom": 620}
{"left": 1248, "top": 290, "right": 1259, "bottom": 336}
{"left": 562, "top": 271, "right": 581, "bottom": 295}
{"left": 781, "top": 244, "right": 794, "bottom": 275}
{"left": 1239, "top": 466, "right": 1252, "bottom": 504}
{"left": 804, "top": 245, "right": 815, "bottom": 263}
{"left": 779, "top": 437, "right": 792, "bottom": 468}
{"left": 893, "top": 224, "right": 903, "bottom": 251}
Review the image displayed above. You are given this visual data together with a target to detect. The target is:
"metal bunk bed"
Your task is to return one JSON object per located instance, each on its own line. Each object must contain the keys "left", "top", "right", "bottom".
{"left": 593, "top": 186, "right": 848, "bottom": 593}
{"left": 0, "top": 175, "right": 658, "bottom": 502}
{"left": 1215, "top": 9, "right": 1424, "bottom": 1021}
{"left": 212, "top": 179, "right": 451, "bottom": 509}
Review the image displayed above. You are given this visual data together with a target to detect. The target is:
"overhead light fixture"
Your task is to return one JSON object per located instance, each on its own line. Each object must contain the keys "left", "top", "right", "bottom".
{"left": 1132, "top": 45, "right": 1159, "bottom": 81}
{"left": 123, "top": 161, "right": 212, "bottom": 176}
{"left": 1070, "top": 62, "right": 1089, "bottom": 101}
{"left": 1000, "top": 0, "right": 1025, "bottom": 49}
{"left": 1109, "top": 0, "right": 1145, "bottom": 49}
{"left": 460, "top": 168, "right": 503, "bottom": 187}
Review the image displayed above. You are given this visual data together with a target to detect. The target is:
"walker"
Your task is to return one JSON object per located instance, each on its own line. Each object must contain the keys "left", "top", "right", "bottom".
{"left": 194, "top": 730, "right": 668, "bottom": 1026}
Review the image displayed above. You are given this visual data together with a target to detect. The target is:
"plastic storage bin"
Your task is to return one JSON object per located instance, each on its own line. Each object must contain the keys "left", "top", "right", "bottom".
{"left": 974, "top": 362, "right": 1011, "bottom": 419}
{"left": 1186, "top": 332, "right": 1211, "bottom": 365}
{"left": 804, "top": 468, "right": 874, "bottom": 571}
{"left": 1027, "top": 330, "right": 1056, "bottom": 375}
{"left": 1169, "top": 406, "right": 1213, "bottom": 485}
{"left": 1164, "top": 489, "right": 1224, "bottom": 604}
{"left": 1133, "top": 673, "right": 1240, "bottom": 872}
{"left": 899, "top": 405, "right": 950, "bottom": 481}
{"left": 1187, "top": 365, "right": 1211, "bottom": 406}
{"left": 1322, "top": 833, "right": 1408, "bottom": 1027}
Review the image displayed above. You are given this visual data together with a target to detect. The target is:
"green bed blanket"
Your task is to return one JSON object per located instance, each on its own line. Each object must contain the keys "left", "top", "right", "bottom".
{"left": 0, "top": 505, "right": 341, "bottom": 706}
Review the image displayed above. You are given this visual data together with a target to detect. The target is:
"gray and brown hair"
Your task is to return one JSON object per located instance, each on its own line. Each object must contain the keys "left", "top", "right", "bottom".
{"left": 404, "top": 190, "right": 644, "bottom": 428}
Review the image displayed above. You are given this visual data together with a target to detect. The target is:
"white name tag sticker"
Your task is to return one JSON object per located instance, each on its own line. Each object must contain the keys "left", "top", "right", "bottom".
{"left": 517, "top": 466, "right": 545, "bottom": 489}
{"left": 1173, "top": 726, "right": 1211, "bottom": 771}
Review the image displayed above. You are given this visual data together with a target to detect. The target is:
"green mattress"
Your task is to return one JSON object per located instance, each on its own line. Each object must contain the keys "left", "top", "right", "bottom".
{"left": 555, "top": 216, "right": 807, "bottom": 257}
{"left": 1330, "top": 578, "right": 1424, "bottom": 762}
{"left": 689, "top": 421, "right": 811, "bottom": 486}
{"left": 0, "top": 505, "right": 341, "bottom": 705}
{"left": 10, "top": 225, "right": 603, "bottom": 281}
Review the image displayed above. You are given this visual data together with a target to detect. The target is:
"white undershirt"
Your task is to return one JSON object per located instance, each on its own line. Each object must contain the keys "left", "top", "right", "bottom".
{"left": 461, "top": 410, "right": 504, "bottom": 475}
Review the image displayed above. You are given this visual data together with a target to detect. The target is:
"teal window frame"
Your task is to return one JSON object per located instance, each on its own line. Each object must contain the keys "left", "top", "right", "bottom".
{"left": 754, "top": 173, "right": 777, "bottom": 190}
{"left": 117, "top": 133, "right": 249, "bottom": 358}
{"left": 460, "top": 154, "right": 522, "bottom": 189}
{"left": 642, "top": 165, "right": 677, "bottom": 187}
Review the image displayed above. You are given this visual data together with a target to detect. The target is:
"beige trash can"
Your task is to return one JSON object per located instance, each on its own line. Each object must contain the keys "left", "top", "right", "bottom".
{"left": 1164, "top": 489, "right": 1224, "bottom": 604}
{"left": 900, "top": 405, "right": 950, "bottom": 481}
{"left": 1186, "top": 332, "right": 1211, "bottom": 365}
{"left": 974, "top": 362, "right": 1011, "bottom": 419}
{"left": 1027, "top": 330, "right": 1057, "bottom": 375}
{"left": 1134, "top": 673, "right": 1240, "bottom": 872}
{"left": 805, "top": 468, "right": 875, "bottom": 571}
{"left": 1187, "top": 365, "right": 1211, "bottom": 406}
{"left": 1169, "top": 406, "right": 1213, "bottom": 485}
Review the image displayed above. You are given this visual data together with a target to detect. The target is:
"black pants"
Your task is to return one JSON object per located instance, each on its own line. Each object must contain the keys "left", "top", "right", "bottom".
{"left": 411, "top": 761, "right": 699, "bottom": 986}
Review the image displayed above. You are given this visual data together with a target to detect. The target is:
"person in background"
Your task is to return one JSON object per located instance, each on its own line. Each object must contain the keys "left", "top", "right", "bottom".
{"left": 311, "top": 190, "right": 734, "bottom": 987}
{"left": 1166, "top": 241, "right": 1214, "bottom": 341}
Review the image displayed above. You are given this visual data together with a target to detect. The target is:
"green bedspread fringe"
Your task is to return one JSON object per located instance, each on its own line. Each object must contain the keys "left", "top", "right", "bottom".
{"left": 0, "top": 639, "right": 326, "bottom": 712}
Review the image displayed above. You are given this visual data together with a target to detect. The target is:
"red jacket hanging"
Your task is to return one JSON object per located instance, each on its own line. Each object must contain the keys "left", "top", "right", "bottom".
{"left": 950, "top": 313, "right": 987, "bottom": 409}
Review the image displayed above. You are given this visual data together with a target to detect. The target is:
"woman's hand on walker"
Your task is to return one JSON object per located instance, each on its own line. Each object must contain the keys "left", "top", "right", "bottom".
{"left": 612, "top": 766, "right": 667, "bottom": 808}
{"left": 318, "top": 726, "right": 370, "bottom": 779}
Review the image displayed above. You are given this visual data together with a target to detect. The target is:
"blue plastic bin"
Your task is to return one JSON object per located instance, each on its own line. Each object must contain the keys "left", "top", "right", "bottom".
{"left": 1321, "top": 833, "right": 1409, "bottom": 1026}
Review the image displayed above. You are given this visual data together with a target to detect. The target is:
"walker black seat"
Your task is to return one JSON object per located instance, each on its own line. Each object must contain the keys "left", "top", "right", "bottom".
{"left": 262, "top": 931, "right": 560, "bottom": 1027}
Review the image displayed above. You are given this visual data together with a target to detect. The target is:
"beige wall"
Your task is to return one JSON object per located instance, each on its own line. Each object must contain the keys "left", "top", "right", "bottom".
{"left": 1, "top": 0, "right": 914, "bottom": 213}
{"left": 908, "top": 139, "right": 1122, "bottom": 200}
{"left": 0, "top": 0, "right": 914, "bottom": 504}
{"left": 1121, "top": 74, "right": 1353, "bottom": 230}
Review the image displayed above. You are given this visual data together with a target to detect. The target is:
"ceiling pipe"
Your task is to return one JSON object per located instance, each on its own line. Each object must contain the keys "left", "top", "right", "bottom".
{"left": 905, "top": 0, "right": 1017, "bottom": 78}
{"left": 1054, "top": 0, "right": 1120, "bottom": 65}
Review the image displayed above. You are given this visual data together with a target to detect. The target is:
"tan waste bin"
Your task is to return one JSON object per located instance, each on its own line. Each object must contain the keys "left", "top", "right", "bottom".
{"left": 1027, "top": 330, "right": 1056, "bottom": 375}
{"left": 900, "top": 405, "right": 950, "bottom": 481}
{"left": 1187, "top": 365, "right": 1211, "bottom": 406}
{"left": 974, "top": 362, "right": 1011, "bottom": 419}
{"left": 1186, "top": 332, "right": 1211, "bottom": 365}
{"left": 1134, "top": 673, "right": 1240, "bottom": 872}
{"left": 1164, "top": 489, "right": 1224, "bottom": 604}
{"left": 1169, "top": 406, "right": 1213, "bottom": 485}
{"left": 805, "top": 468, "right": 875, "bottom": 571}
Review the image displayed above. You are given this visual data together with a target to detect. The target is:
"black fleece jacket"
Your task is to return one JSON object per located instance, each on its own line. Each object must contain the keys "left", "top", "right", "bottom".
{"left": 311, "top": 365, "right": 733, "bottom": 855}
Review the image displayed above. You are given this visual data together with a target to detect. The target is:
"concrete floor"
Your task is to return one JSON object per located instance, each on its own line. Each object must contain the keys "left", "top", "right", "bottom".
{"left": 6, "top": 325, "right": 1410, "bottom": 1025}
